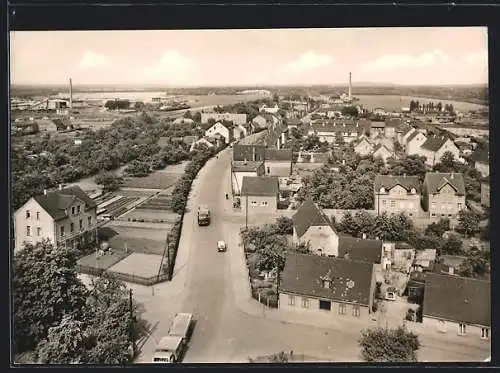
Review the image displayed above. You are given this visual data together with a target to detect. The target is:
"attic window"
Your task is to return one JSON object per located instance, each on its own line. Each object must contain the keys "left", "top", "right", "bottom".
{"left": 411, "top": 188, "right": 416, "bottom": 194}
{"left": 380, "top": 187, "right": 386, "bottom": 193}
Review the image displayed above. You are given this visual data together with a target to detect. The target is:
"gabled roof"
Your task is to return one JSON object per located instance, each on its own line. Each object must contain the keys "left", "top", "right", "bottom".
{"left": 373, "top": 144, "right": 394, "bottom": 156}
{"left": 424, "top": 172, "right": 465, "bottom": 195}
{"left": 286, "top": 118, "right": 302, "bottom": 126}
{"left": 374, "top": 175, "right": 421, "bottom": 193}
{"left": 338, "top": 236, "right": 383, "bottom": 263}
{"left": 280, "top": 253, "right": 375, "bottom": 306}
{"left": 401, "top": 126, "right": 415, "bottom": 137}
{"left": 420, "top": 135, "right": 451, "bottom": 152}
{"left": 406, "top": 130, "right": 425, "bottom": 143}
{"left": 292, "top": 199, "right": 335, "bottom": 238}
{"left": 355, "top": 137, "right": 374, "bottom": 147}
{"left": 233, "top": 144, "right": 266, "bottom": 161}
{"left": 241, "top": 176, "right": 279, "bottom": 196}
{"left": 265, "top": 148, "right": 293, "bottom": 162}
{"left": 231, "top": 161, "right": 264, "bottom": 172}
{"left": 32, "top": 186, "right": 97, "bottom": 221}
{"left": 423, "top": 273, "right": 490, "bottom": 327}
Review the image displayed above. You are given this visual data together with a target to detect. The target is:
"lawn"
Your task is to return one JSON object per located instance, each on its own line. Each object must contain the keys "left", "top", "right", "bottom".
{"left": 105, "top": 224, "right": 169, "bottom": 255}
{"left": 108, "top": 252, "right": 164, "bottom": 279}
{"left": 77, "top": 250, "right": 131, "bottom": 270}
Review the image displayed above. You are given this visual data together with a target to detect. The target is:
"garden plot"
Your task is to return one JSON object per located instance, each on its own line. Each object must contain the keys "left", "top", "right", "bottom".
{"left": 122, "top": 208, "right": 180, "bottom": 223}
{"left": 108, "top": 252, "right": 164, "bottom": 279}
{"left": 105, "top": 223, "right": 169, "bottom": 255}
{"left": 123, "top": 173, "right": 181, "bottom": 189}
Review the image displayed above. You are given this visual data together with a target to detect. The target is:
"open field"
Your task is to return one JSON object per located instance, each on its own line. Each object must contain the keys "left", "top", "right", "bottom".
{"left": 77, "top": 250, "right": 131, "bottom": 270}
{"left": 108, "top": 252, "right": 164, "bottom": 279}
{"left": 357, "top": 95, "right": 487, "bottom": 112}
{"left": 137, "top": 195, "right": 173, "bottom": 210}
{"left": 105, "top": 223, "right": 169, "bottom": 255}
{"left": 185, "top": 94, "right": 264, "bottom": 108}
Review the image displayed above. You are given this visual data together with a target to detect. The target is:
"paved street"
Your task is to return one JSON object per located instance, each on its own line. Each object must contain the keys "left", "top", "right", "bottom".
{"left": 133, "top": 147, "right": 490, "bottom": 364}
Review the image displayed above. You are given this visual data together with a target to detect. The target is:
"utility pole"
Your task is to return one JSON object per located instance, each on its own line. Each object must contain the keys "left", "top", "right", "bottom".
{"left": 245, "top": 195, "right": 248, "bottom": 229}
{"left": 129, "top": 289, "right": 136, "bottom": 358}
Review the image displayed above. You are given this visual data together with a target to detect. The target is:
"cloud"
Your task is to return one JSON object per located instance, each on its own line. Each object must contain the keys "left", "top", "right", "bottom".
{"left": 78, "top": 50, "right": 109, "bottom": 69}
{"left": 286, "top": 51, "right": 333, "bottom": 74}
{"left": 463, "top": 52, "right": 487, "bottom": 65}
{"left": 362, "top": 49, "right": 451, "bottom": 72}
{"left": 140, "top": 50, "right": 197, "bottom": 83}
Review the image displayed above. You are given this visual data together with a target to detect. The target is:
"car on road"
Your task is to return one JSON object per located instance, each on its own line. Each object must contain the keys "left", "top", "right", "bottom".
{"left": 217, "top": 240, "right": 227, "bottom": 252}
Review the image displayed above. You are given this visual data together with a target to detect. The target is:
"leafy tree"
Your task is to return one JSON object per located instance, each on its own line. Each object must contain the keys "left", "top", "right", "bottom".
{"left": 424, "top": 218, "right": 450, "bottom": 238}
{"left": 457, "top": 210, "right": 481, "bottom": 237}
{"left": 435, "top": 151, "right": 456, "bottom": 172}
{"left": 387, "top": 155, "right": 427, "bottom": 181}
{"left": 134, "top": 101, "right": 145, "bottom": 110}
{"left": 192, "top": 111, "right": 202, "bottom": 123}
{"left": 359, "top": 326, "right": 420, "bottom": 362}
{"left": 125, "top": 160, "right": 151, "bottom": 177}
{"left": 409, "top": 234, "right": 442, "bottom": 252}
{"left": 342, "top": 105, "right": 359, "bottom": 117}
{"left": 95, "top": 171, "right": 123, "bottom": 193}
{"left": 456, "top": 247, "right": 490, "bottom": 280}
{"left": 13, "top": 241, "right": 88, "bottom": 353}
{"left": 36, "top": 315, "right": 88, "bottom": 364}
{"left": 440, "top": 233, "right": 463, "bottom": 255}
{"left": 269, "top": 351, "right": 289, "bottom": 363}
{"left": 272, "top": 216, "right": 294, "bottom": 235}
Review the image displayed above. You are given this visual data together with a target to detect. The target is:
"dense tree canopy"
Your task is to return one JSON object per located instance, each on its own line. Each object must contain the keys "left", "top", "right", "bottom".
{"left": 359, "top": 326, "right": 420, "bottom": 362}
{"left": 14, "top": 241, "right": 148, "bottom": 363}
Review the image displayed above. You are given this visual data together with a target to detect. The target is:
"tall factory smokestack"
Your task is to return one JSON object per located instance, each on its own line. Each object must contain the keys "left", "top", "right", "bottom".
{"left": 348, "top": 72, "right": 352, "bottom": 101}
{"left": 69, "top": 78, "right": 73, "bottom": 109}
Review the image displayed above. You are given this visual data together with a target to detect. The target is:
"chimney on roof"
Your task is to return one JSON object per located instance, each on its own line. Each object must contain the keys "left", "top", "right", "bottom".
{"left": 44, "top": 189, "right": 47, "bottom": 195}
{"left": 59, "top": 184, "right": 63, "bottom": 191}
{"left": 450, "top": 173, "right": 454, "bottom": 179}
{"left": 362, "top": 233, "right": 367, "bottom": 239}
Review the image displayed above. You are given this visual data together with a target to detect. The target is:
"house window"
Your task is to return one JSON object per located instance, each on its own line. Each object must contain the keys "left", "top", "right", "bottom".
{"left": 458, "top": 203, "right": 463, "bottom": 210}
{"left": 319, "top": 300, "right": 331, "bottom": 311}
{"left": 77, "top": 205, "right": 81, "bottom": 214}
{"left": 390, "top": 200, "right": 396, "bottom": 208}
{"left": 36, "top": 212, "right": 40, "bottom": 220}
{"left": 261, "top": 201, "right": 268, "bottom": 207}
{"left": 70, "top": 223, "right": 74, "bottom": 233}
{"left": 382, "top": 199, "right": 387, "bottom": 206}
{"left": 459, "top": 323, "right": 467, "bottom": 336}
{"left": 60, "top": 226, "right": 65, "bottom": 237}
{"left": 431, "top": 213, "right": 436, "bottom": 217}
{"left": 301, "top": 297, "right": 309, "bottom": 308}
{"left": 251, "top": 201, "right": 257, "bottom": 207}
{"left": 26, "top": 210, "right": 30, "bottom": 219}
{"left": 88, "top": 216, "right": 92, "bottom": 227}
{"left": 431, "top": 202, "right": 436, "bottom": 210}
{"left": 352, "top": 305, "right": 360, "bottom": 317}
{"left": 481, "top": 328, "right": 489, "bottom": 339}
{"left": 26, "top": 226, "right": 31, "bottom": 236}
{"left": 71, "top": 207, "right": 75, "bottom": 215}
{"left": 288, "top": 295, "right": 295, "bottom": 306}
{"left": 37, "top": 227, "right": 42, "bottom": 236}
{"left": 79, "top": 219, "right": 83, "bottom": 231}
{"left": 338, "top": 303, "right": 346, "bottom": 315}
{"left": 267, "top": 167, "right": 270, "bottom": 174}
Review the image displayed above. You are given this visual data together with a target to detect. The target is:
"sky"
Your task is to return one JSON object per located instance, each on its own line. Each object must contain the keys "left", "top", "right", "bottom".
{"left": 10, "top": 27, "right": 488, "bottom": 86}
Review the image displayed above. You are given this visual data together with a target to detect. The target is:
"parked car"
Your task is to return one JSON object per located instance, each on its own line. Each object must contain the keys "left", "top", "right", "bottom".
{"left": 217, "top": 240, "right": 227, "bottom": 252}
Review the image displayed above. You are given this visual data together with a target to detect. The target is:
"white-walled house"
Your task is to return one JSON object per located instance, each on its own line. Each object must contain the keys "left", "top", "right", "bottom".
{"left": 419, "top": 135, "right": 461, "bottom": 167}
{"left": 14, "top": 186, "right": 98, "bottom": 252}
{"left": 204, "top": 121, "right": 232, "bottom": 144}
{"left": 405, "top": 131, "right": 427, "bottom": 156}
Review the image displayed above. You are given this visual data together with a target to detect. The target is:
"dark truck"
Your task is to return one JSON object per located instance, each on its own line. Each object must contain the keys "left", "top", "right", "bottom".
{"left": 197, "top": 205, "right": 211, "bottom": 226}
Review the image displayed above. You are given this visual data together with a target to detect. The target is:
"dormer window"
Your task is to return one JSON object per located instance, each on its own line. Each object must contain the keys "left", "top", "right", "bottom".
{"left": 77, "top": 205, "right": 81, "bottom": 214}
{"left": 71, "top": 207, "right": 75, "bottom": 215}
{"left": 380, "top": 187, "right": 386, "bottom": 193}
{"left": 411, "top": 188, "right": 416, "bottom": 194}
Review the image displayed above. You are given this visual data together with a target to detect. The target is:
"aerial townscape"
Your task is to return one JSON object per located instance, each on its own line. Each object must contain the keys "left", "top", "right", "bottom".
{"left": 10, "top": 28, "right": 490, "bottom": 364}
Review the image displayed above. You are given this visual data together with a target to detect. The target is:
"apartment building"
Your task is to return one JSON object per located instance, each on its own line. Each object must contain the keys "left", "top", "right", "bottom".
{"left": 422, "top": 172, "right": 466, "bottom": 219}
{"left": 14, "top": 186, "right": 98, "bottom": 252}
{"left": 373, "top": 175, "right": 421, "bottom": 217}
